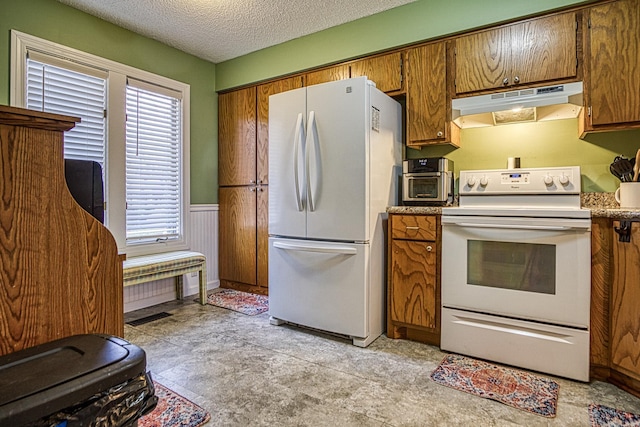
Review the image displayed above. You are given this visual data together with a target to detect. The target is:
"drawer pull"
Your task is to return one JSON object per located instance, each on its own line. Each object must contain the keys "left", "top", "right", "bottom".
{"left": 405, "top": 226, "right": 420, "bottom": 230}
{"left": 426, "top": 245, "right": 433, "bottom": 252}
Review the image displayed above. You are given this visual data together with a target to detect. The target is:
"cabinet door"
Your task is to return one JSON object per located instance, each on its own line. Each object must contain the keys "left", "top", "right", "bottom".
{"left": 588, "top": 0, "right": 640, "bottom": 127}
{"left": 350, "top": 52, "right": 403, "bottom": 93}
{"left": 219, "top": 187, "right": 257, "bottom": 286}
{"left": 512, "top": 12, "right": 577, "bottom": 86}
{"left": 390, "top": 239, "right": 438, "bottom": 330}
{"left": 407, "top": 42, "right": 450, "bottom": 145}
{"left": 256, "top": 186, "right": 269, "bottom": 290}
{"left": 218, "top": 87, "right": 256, "bottom": 186}
{"left": 256, "top": 77, "right": 303, "bottom": 185}
{"left": 455, "top": 26, "right": 511, "bottom": 94}
{"left": 455, "top": 12, "right": 577, "bottom": 94}
{"left": 304, "top": 65, "right": 349, "bottom": 87}
{"left": 611, "top": 220, "right": 640, "bottom": 381}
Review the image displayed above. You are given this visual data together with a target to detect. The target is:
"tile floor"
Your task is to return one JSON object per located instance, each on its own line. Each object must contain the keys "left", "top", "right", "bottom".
{"left": 124, "top": 296, "right": 640, "bottom": 426}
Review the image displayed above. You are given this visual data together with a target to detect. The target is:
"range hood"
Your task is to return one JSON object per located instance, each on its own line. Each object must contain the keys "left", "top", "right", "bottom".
{"left": 452, "top": 81, "right": 583, "bottom": 128}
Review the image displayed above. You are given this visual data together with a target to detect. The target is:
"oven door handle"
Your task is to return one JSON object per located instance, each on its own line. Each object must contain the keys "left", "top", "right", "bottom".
{"left": 449, "top": 222, "right": 590, "bottom": 231}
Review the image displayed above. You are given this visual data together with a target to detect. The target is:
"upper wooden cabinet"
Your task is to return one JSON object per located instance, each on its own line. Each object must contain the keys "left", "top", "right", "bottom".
{"left": 304, "top": 64, "right": 349, "bottom": 87}
{"left": 257, "top": 77, "right": 303, "bottom": 185}
{"left": 218, "top": 87, "right": 257, "bottom": 186}
{"left": 584, "top": 0, "right": 640, "bottom": 131}
{"left": 454, "top": 12, "right": 578, "bottom": 95}
{"left": 350, "top": 51, "right": 404, "bottom": 93}
{"left": 406, "top": 41, "right": 459, "bottom": 147}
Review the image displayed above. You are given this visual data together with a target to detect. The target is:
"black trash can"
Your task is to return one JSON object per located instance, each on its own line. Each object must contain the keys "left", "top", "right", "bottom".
{"left": 0, "top": 334, "right": 157, "bottom": 427}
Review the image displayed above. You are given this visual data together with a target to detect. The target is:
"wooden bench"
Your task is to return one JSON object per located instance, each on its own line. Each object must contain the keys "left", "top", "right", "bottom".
{"left": 123, "top": 251, "right": 207, "bottom": 304}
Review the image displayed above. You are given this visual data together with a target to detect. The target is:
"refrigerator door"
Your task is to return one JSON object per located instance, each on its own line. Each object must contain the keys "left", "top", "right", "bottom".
{"left": 305, "top": 78, "right": 369, "bottom": 242}
{"left": 269, "top": 87, "right": 307, "bottom": 238}
{"left": 268, "top": 237, "right": 368, "bottom": 339}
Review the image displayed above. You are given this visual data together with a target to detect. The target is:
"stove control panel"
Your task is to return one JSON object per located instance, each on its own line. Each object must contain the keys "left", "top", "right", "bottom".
{"left": 460, "top": 166, "right": 581, "bottom": 195}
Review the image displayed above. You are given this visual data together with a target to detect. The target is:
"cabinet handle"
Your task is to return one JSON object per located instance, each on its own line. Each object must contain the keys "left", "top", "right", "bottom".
{"left": 513, "top": 75, "right": 520, "bottom": 84}
{"left": 437, "top": 131, "right": 443, "bottom": 138}
{"left": 250, "top": 179, "right": 256, "bottom": 184}
{"left": 426, "top": 245, "right": 433, "bottom": 252}
{"left": 250, "top": 187, "right": 256, "bottom": 192}
{"left": 502, "top": 77, "right": 509, "bottom": 86}
{"left": 405, "top": 226, "right": 420, "bottom": 230}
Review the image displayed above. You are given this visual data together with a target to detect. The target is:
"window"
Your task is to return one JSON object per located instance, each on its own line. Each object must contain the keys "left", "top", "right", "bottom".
{"left": 11, "top": 30, "right": 190, "bottom": 256}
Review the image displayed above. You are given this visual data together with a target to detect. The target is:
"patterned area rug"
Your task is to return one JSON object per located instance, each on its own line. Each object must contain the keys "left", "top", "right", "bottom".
{"left": 207, "top": 289, "right": 268, "bottom": 315}
{"left": 589, "top": 404, "right": 640, "bottom": 426}
{"left": 139, "top": 381, "right": 210, "bottom": 427}
{"left": 430, "top": 354, "right": 559, "bottom": 418}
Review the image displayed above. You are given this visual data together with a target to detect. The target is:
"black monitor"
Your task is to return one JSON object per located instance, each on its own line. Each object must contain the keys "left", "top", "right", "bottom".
{"left": 64, "top": 159, "right": 104, "bottom": 224}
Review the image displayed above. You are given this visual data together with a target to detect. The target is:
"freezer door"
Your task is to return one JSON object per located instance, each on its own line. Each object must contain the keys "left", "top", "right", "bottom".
{"left": 305, "top": 78, "right": 369, "bottom": 242}
{"left": 269, "top": 87, "right": 307, "bottom": 238}
{"left": 268, "top": 238, "right": 368, "bottom": 339}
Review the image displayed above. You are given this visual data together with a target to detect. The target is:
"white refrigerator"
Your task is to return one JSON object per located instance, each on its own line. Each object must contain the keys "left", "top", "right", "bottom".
{"left": 268, "top": 77, "right": 401, "bottom": 347}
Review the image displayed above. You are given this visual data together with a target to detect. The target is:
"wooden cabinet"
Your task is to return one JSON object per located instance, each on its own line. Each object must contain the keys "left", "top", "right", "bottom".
{"left": 406, "top": 41, "right": 459, "bottom": 147}
{"left": 304, "top": 64, "right": 349, "bottom": 86}
{"left": 218, "top": 87, "right": 257, "bottom": 186}
{"left": 454, "top": 12, "right": 578, "bottom": 95}
{"left": 584, "top": 0, "right": 640, "bottom": 132}
{"left": 611, "top": 220, "right": 640, "bottom": 388}
{"left": 350, "top": 51, "right": 404, "bottom": 93}
{"left": 590, "top": 217, "right": 640, "bottom": 397}
{"left": 219, "top": 78, "right": 302, "bottom": 294}
{"left": 388, "top": 214, "right": 441, "bottom": 345}
{"left": 255, "top": 77, "right": 302, "bottom": 288}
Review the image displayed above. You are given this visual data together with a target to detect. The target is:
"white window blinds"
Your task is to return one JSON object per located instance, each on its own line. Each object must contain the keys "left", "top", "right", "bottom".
{"left": 125, "top": 78, "right": 182, "bottom": 243}
{"left": 26, "top": 53, "right": 106, "bottom": 166}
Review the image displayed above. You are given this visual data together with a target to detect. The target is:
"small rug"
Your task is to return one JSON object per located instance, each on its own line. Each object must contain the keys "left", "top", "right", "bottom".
{"left": 430, "top": 354, "right": 559, "bottom": 418}
{"left": 207, "top": 289, "right": 268, "bottom": 315}
{"left": 139, "top": 381, "right": 210, "bottom": 427}
{"left": 589, "top": 404, "right": 640, "bottom": 426}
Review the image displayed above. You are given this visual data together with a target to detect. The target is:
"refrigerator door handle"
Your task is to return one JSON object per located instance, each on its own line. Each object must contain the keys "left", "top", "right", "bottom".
{"left": 273, "top": 241, "right": 357, "bottom": 255}
{"left": 305, "top": 110, "right": 318, "bottom": 212}
{"left": 293, "top": 112, "right": 305, "bottom": 211}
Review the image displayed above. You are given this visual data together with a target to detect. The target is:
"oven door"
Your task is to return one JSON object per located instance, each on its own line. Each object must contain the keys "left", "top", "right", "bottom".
{"left": 403, "top": 173, "right": 449, "bottom": 203}
{"left": 441, "top": 215, "right": 591, "bottom": 328}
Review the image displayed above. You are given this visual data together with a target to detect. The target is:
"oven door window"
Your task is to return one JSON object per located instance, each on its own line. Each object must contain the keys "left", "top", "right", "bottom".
{"left": 467, "top": 240, "right": 556, "bottom": 294}
{"left": 409, "top": 177, "right": 439, "bottom": 199}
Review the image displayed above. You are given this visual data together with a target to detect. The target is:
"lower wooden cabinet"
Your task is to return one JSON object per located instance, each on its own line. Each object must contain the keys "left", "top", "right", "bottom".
{"left": 387, "top": 214, "right": 441, "bottom": 345}
{"left": 591, "top": 218, "right": 640, "bottom": 397}
{"left": 610, "top": 220, "right": 640, "bottom": 392}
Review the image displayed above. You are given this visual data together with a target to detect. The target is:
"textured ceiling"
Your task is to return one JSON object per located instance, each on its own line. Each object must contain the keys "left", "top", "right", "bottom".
{"left": 57, "top": 0, "right": 416, "bottom": 63}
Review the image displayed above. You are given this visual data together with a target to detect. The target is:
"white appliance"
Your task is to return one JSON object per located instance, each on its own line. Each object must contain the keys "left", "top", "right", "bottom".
{"left": 268, "top": 77, "right": 401, "bottom": 347}
{"left": 441, "top": 166, "right": 591, "bottom": 381}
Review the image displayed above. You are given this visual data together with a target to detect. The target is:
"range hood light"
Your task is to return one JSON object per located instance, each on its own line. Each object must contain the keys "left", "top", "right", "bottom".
{"left": 452, "top": 82, "right": 583, "bottom": 128}
{"left": 492, "top": 106, "right": 536, "bottom": 125}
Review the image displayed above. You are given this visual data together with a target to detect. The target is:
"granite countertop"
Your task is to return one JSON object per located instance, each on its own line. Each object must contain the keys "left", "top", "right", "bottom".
{"left": 388, "top": 193, "right": 640, "bottom": 219}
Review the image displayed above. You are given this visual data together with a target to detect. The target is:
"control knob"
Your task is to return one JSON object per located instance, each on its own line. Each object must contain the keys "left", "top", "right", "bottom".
{"left": 479, "top": 176, "right": 489, "bottom": 187}
{"left": 559, "top": 173, "right": 570, "bottom": 186}
{"left": 543, "top": 174, "right": 554, "bottom": 186}
{"left": 466, "top": 176, "right": 477, "bottom": 187}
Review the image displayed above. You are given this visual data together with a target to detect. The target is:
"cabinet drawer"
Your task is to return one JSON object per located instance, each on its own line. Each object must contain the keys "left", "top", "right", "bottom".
{"left": 391, "top": 215, "right": 437, "bottom": 241}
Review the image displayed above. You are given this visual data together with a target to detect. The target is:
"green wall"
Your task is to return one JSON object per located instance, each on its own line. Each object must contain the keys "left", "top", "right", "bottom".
{"left": 215, "top": 0, "right": 640, "bottom": 193}
{"left": 0, "top": 0, "right": 218, "bottom": 204}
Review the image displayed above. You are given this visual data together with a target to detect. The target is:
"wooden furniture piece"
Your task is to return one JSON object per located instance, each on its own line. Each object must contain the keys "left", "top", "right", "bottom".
{"left": 591, "top": 217, "right": 640, "bottom": 398}
{"left": 454, "top": 11, "right": 578, "bottom": 95}
{"left": 387, "top": 214, "right": 441, "bottom": 346}
{"left": 350, "top": 51, "right": 404, "bottom": 94}
{"left": 583, "top": 0, "right": 640, "bottom": 133}
{"left": 0, "top": 105, "right": 123, "bottom": 356}
{"left": 406, "top": 41, "right": 459, "bottom": 147}
{"left": 218, "top": 77, "right": 302, "bottom": 295}
{"left": 304, "top": 64, "right": 350, "bottom": 87}
{"left": 122, "top": 251, "right": 207, "bottom": 304}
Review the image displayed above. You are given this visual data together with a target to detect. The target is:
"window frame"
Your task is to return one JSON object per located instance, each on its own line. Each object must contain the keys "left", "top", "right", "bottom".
{"left": 10, "top": 30, "right": 191, "bottom": 257}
